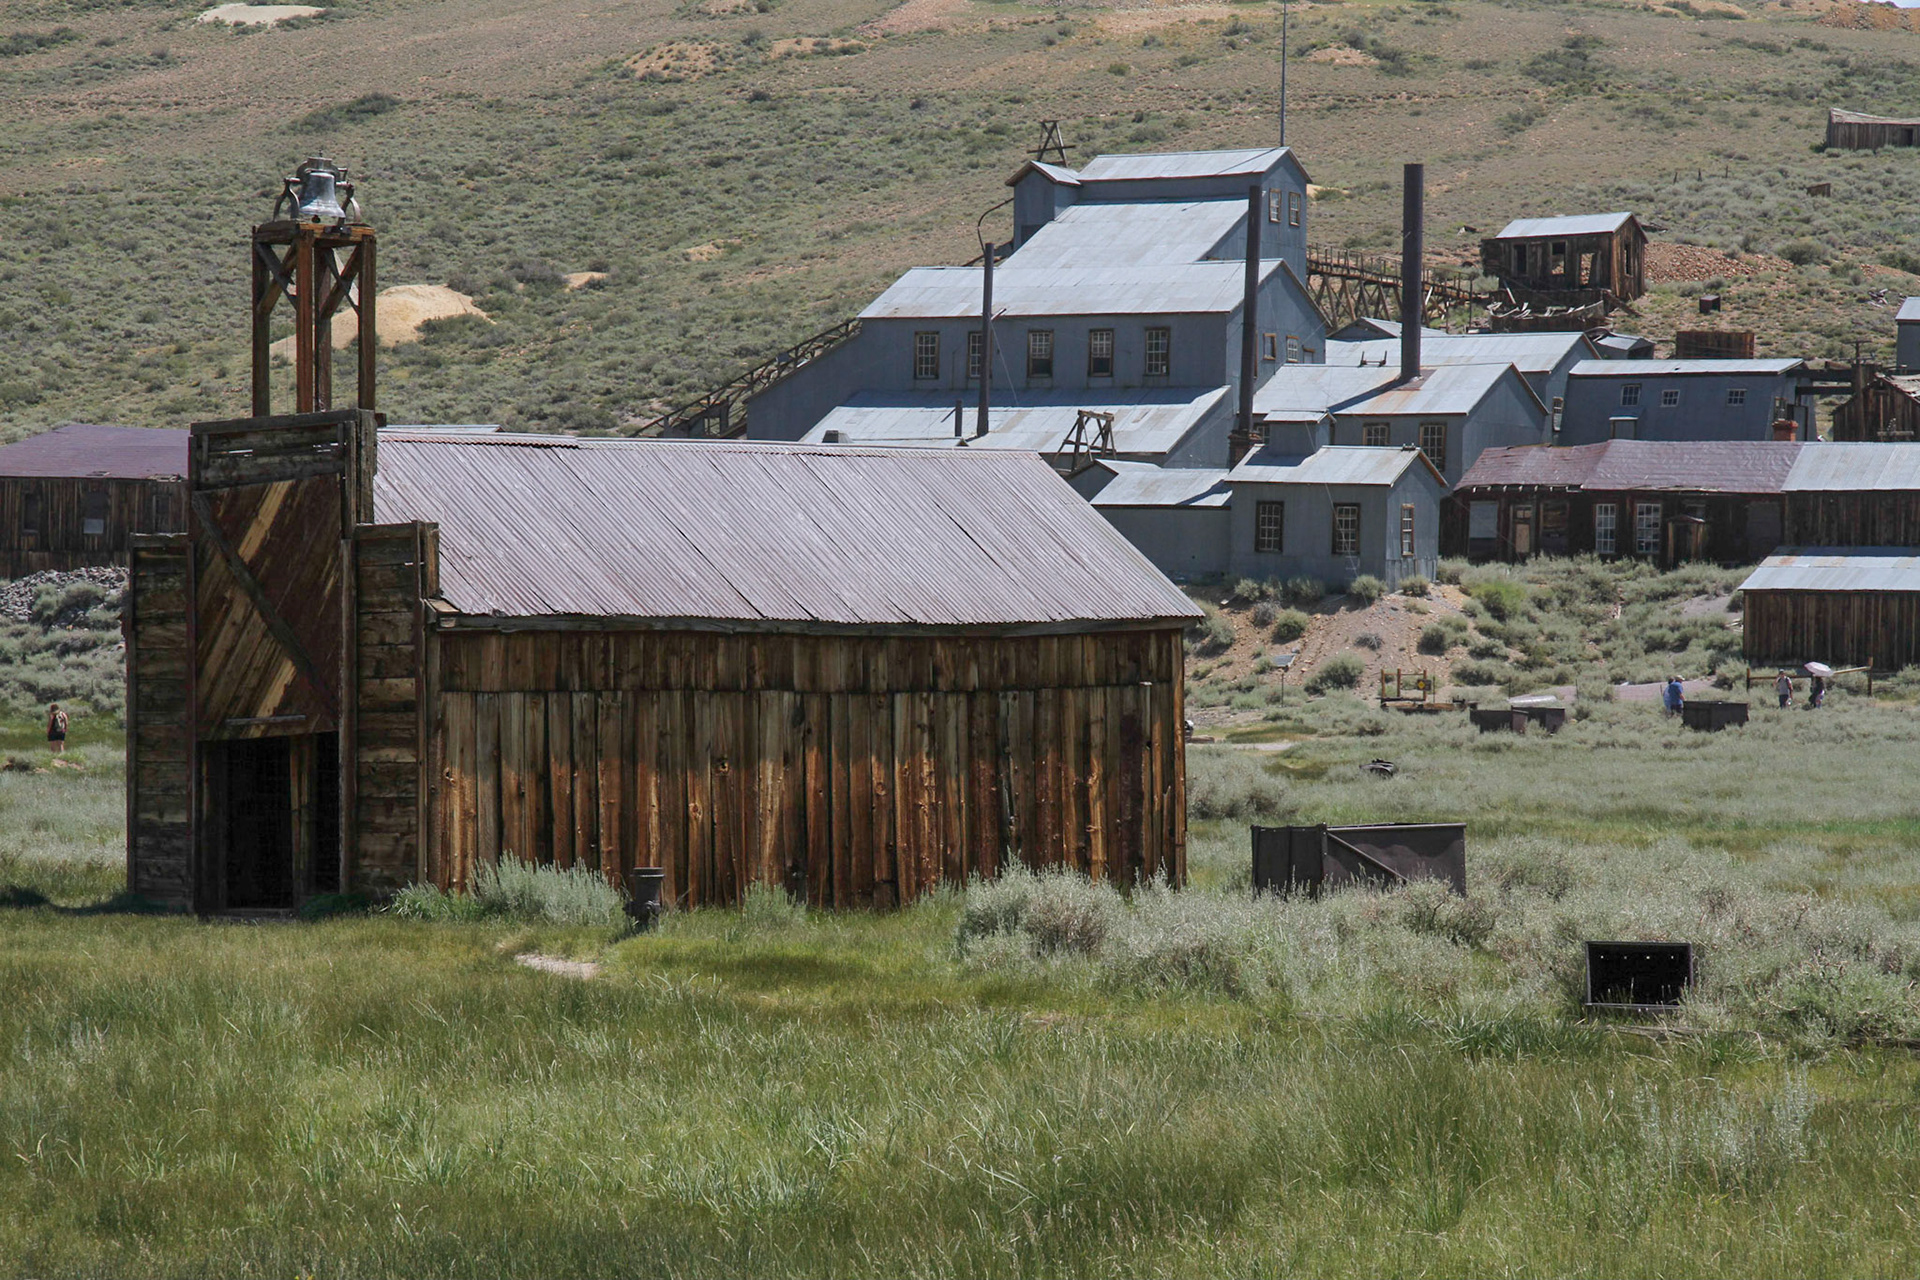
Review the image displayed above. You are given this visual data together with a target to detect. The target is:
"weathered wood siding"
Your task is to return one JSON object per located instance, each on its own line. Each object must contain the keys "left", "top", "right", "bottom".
{"left": 125, "top": 535, "right": 192, "bottom": 908}
{"left": 1829, "top": 380, "right": 1920, "bottom": 442}
{"left": 1827, "top": 117, "right": 1920, "bottom": 151}
{"left": 1743, "top": 590, "right": 1920, "bottom": 669}
{"left": 350, "top": 523, "right": 432, "bottom": 893}
{"left": 1479, "top": 225, "right": 1646, "bottom": 303}
{"left": 427, "top": 629, "right": 1187, "bottom": 907}
{"left": 0, "top": 477, "right": 185, "bottom": 577}
{"left": 1786, "top": 493, "right": 1920, "bottom": 545}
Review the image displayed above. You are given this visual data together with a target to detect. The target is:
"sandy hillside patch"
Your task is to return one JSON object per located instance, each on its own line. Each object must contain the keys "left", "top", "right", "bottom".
{"left": 270, "top": 284, "right": 488, "bottom": 359}
{"left": 1647, "top": 241, "right": 1790, "bottom": 283}
{"left": 1308, "top": 45, "right": 1377, "bottom": 66}
{"left": 626, "top": 41, "right": 726, "bottom": 81}
{"left": 684, "top": 239, "right": 741, "bottom": 262}
{"left": 1097, "top": 5, "right": 1241, "bottom": 35}
{"left": 563, "top": 271, "right": 610, "bottom": 290}
{"left": 197, "top": 4, "right": 326, "bottom": 25}
{"left": 514, "top": 953, "right": 601, "bottom": 980}
{"left": 771, "top": 36, "right": 866, "bottom": 58}
{"left": 861, "top": 0, "right": 972, "bottom": 36}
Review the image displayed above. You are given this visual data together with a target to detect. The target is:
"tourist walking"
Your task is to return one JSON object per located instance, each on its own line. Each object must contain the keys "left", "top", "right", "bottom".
{"left": 45, "top": 703, "right": 67, "bottom": 755}
{"left": 1775, "top": 671, "right": 1792, "bottom": 709}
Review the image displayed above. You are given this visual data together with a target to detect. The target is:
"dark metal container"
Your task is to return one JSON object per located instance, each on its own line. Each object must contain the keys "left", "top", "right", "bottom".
{"left": 1584, "top": 941, "right": 1694, "bottom": 1010}
{"left": 1518, "top": 705, "right": 1567, "bottom": 734}
{"left": 1469, "top": 707, "right": 1529, "bottom": 734}
{"left": 1681, "top": 701, "right": 1748, "bottom": 731}
{"left": 1252, "top": 823, "right": 1467, "bottom": 897}
{"left": 624, "top": 867, "right": 667, "bottom": 930}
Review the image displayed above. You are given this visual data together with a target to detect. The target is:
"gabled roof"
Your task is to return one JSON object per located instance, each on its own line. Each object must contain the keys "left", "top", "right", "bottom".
{"left": 1741, "top": 548, "right": 1920, "bottom": 594}
{"left": 1228, "top": 444, "right": 1444, "bottom": 488}
{"left": 1328, "top": 330, "right": 1595, "bottom": 377}
{"left": 861, "top": 260, "right": 1281, "bottom": 319}
{"left": 1456, "top": 440, "right": 1802, "bottom": 494}
{"left": 0, "top": 423, "right": 187, "bottom": 480}
{"left": 1897, "top": 297, "right": 1920, "bottom": 323}
{"left": 1493, "top": 212, "right": 1638, "bottom": 240}
{"left": 1005, "top": 199, "right": 1249, "bottom": 269}
{"left": 1003, "top": 159, "right": 1082, "bottom": 188}
{"left": 1785, "top": 442, "right": 1920, "bottom": 491}
{"left": 1090, "top": 461, "right": 1232, "bottom": 509}
{"left": 801, "top": 386, "right": 1231, "bottom": 457}
{"left": 1830, "top": 109, "right": 1920, "bottom": 126}
{"left": 371, "top": 436, "right": 1199, "bottom": 629}
{"left": 1253, "top": 361, "right": 1540, "bottom": 420}
{"left": 1569, "top": 358, "right": 1805, "bottom": 378}
{"left": 1078, "top": 147, "right": 1298, "bottom": 183}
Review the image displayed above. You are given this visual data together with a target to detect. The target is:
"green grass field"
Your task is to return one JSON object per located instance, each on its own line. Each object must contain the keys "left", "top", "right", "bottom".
{"left": 7, "top": 680, "right": 1920, "bottom": 1276}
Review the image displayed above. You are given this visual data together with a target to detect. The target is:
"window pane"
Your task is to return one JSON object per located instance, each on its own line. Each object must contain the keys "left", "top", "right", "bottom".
{"left": 1363, "top": 422, "right": 1389, "bottom": 447}
{"left": 1261, "top": 333, "right": 1278, "bottom": 362}
{"left": 1144, "top": 327, "right": 1170, "bottom": 377}
{"left": 1256, "top": 501, "right": 1284, "bottom": 553}
{"left": 1727, "top": 387, "right": 1746, "bottom": 406}
{"left": 1088, "top": 329, "right": 1114, "bottom": 377}
{"left": 914, "top": 332, "right": 939, "bottom": 380}
{"left": 1660, "top": 388, "right": 1680, "bottom": 408}
{"left": 1027, "top": 330, "right": 1053, "bottom": 378}
{"left": 1400, "top": 504, "right": 1416, "bottom": 557}
{"left": 967, "top": 331, "right": 983, "bottom": 380}
{"left": 1332, "top": 503, "right": 1360, "bottom": 556}
{"left": 1285, "top": 335, "right": 1302, "bottom": 364}
{"left": 1418, "top": 422, "right": 1446, "bottom": 473}
{"left": 1288, "top": 191, "right": 1302, "bottom": 227}
{"left": 1635, "top": 502, "right": 1661, "bottom": 555}
{"left": 1622, "top": 384, "right": 1641, "bottom": 406}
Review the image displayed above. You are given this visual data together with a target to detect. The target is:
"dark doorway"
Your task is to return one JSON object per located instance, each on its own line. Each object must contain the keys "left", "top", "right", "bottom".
{"left": 222, "top": 737, "right": 294, "bottom": 909}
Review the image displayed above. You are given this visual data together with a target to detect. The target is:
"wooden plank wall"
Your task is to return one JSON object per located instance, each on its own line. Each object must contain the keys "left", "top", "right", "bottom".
{"left": 1829, "top": 380, "right": 1920, "bottom": 442}
{"left": 1744, "top": 590, "right": 1920, "bottom": 669}
{"left": 427, "top": 629, "right": 1187, "bottom": 907}
{"left": 125, "top": 535, "right": 193, "bottom": 908}
{"left": 1786, "top": 493, "right": 1920, "bottom": 545}
{"left": 350, "top": 523, "right": 430, "bottom": 893}
{"left": 0, "top": 477, "right": 185, "bottom": 577}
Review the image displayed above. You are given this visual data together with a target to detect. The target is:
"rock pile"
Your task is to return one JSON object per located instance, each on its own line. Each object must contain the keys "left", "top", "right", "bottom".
{"left": 1646, "top": 242, "right": 1790, "bottom": 284}
{"left": 0, "top": 567, "right": 127, "bottom": 624}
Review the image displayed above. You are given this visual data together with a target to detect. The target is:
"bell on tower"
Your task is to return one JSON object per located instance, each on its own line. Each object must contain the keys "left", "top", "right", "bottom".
{"left": 253, "top": 157, "right": 377, "bottom": 415}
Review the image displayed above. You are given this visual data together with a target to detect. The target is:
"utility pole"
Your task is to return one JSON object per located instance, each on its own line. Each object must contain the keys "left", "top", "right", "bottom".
{"left": 1279, "top": 0, "right": 1289, "bottom": 148}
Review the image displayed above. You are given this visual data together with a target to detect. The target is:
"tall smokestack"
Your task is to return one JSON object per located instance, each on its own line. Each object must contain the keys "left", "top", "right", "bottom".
{"left": 1401, "top": 162, "right": 1423, "bottom": 384}
{"left": 1236, "top": 183, "right": 1261, "bottom": 459}
{"left": 976, "top": 244, "right": 994, "bottom": 438}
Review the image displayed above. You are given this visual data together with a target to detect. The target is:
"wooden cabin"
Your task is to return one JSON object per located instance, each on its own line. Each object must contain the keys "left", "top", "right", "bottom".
{"left": 1741, "top": 549, "right": 1920, "bottom": 669}
{"left": 1480, "top": 213, "right": 1647, "bottom": 305}
{"left": 1783, "top": 442, "right": 1920, "bottom": 546}
{"left": 1830, "top": 372, "right": 1920, "bottom": 442}
{"left": 0, "top": 424, "right": 186, "bottom": 577}
{"left": 125, "top": 417, "right": 1200, "bottom": 913}
{"left": 1826, "top": 109, "right": 1920, "bottom": 151}
{"left": 1448, "top": 440, "right": 1799, "bottom": 564}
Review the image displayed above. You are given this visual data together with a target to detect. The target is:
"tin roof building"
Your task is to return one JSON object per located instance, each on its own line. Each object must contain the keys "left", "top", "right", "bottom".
{"left": 0, "top": 424, "right": 188, "bottom": 576}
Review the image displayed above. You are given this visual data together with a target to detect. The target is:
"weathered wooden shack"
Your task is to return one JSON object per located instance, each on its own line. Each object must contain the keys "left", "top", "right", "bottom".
{"left": 1830, "top": 372, "right": 1920, "bottom": 442}
{"left": 1826, "top": 109, "right": 1920, "bottom": 151}
{"left": 1783, "top": 442, "right": 1920, "bottom": 545}
{"left": 1741, "top": 549, "right": 1920, "bottom": 669}
{"left": 0, "top": 424, "right": 186, "bottom": 577}
{"left": 1480, "top": 213, "right": 1647, "bottom": 305}
{"left": 126, "top": 425, "right": 1200, "bottom": 913}
{"left": 1448, "top": 440, "right": 1800, "bottom": 564}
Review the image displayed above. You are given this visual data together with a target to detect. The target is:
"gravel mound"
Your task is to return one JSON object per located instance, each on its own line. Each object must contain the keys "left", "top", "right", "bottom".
{"left": 0, "top": 567, "right": 127, "bottom": 624}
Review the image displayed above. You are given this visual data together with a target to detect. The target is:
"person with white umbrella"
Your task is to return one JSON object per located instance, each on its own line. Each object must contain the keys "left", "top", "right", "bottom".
{"left": 1805, "top": 661, "right": 1833, "bottom": 708}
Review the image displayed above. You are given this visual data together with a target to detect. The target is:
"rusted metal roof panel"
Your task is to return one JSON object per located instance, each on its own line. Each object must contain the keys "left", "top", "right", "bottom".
{"left": 1786, "top": 442, "right": 1920, "bottom": 491}
{"left": 0, "top": 424, "right": 188, "bottom": 479}
{"left": 372, "top": 437, "right": 1199, "bottom": 628}
{"left": 1458, "top": 440, "right": 1801, "bottom": 493}
{"left": 1493, "top": 212, "right": 1636, "bottom": 240}
{"left": 1742, "top": 549, "right": 1920, "bottom": 593}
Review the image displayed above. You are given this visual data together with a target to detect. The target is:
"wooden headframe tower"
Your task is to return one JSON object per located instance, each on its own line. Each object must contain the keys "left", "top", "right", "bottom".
{"left": 127, "top": 159, "right": 433, "bottom": 913}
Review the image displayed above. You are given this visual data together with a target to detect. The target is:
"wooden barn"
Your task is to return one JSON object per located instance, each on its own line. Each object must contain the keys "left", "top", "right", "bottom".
{"left": 1479, "top": 213, "right": 1647, "bottom": 305}
{"left": 1784, "top": 443, "right": 1920, "bottom": 545}
{"left": 0, "top": 424, "right": 186, "bottom": 577}
{"left": 1741, "top": 549, "right": 1920, "bottom": 669}
{"left": 125, "top": 420, "right": 1200, "bottom": 914}
{"left": 1826, "top": 109, "right": 1920, "bottom": 151}
{"left": 1829, "top": 372, "right": 1920, "bottom": 442}
{"left": 1449, "top": 440, "right": 1799, "bottom": 564}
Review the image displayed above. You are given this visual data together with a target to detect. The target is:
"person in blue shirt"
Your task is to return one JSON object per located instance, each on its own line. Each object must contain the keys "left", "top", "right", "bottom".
{"left": 1663, "top": 676, "right": 1684, "bottom": 716}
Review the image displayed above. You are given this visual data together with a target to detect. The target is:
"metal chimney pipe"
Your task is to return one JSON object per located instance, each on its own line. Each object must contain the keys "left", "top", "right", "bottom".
{"left": 1401, "top": 162, "right": 1423, "bottom": 384}
{"left": 1237, "top": 184, "right": 1262, "bottom": 453}
{"left": 976, "top": 245, "right": 995, "bottom": 438}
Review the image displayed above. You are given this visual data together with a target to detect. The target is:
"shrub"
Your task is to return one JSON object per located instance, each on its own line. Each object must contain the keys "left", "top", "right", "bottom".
{"left": 1353, "top": 631, "right": 1383, "bottom": 651}
{"left": 1270, "top": 608, "right": 1310, "bottom": 643}
{"left": 954, "top": 867, "right": 1122, "bottom": 958}
{"left": 1400, "top": 575, "right": 1431, "bottom": 598}
{"left": 1468, "top": 636, "right": 1507, "bottom": 659}
{"left": 1186, "top": 747, "right": 1288, "bottom": 820}
{"left": 1418, "top": 623, "right": 1455, "bottom": 656}
{"left": 1436, "top": 558, "right": 1468, "bottom": 585}
{"left": 1305, "top": 653, "right": 1365, "bottom": 695}
{"left": 1187, "top": 605, "right": 1235, "bottom": 655}
{"left": 1251, "top": 602, "right": 1278, "bottom": 628}
{"left": 1349, "top": 574, "right": 1386, "bottom": 604}
{"left": 1778, "top": 239, "right": 1829, "bottom": 267}
{"left": 1467, "top": 578, "right": 1530, "bottom": 621}
{"left": 1284, "top": 576, "right": 1326, "bottom": 606}
{"left": 1451, "top": 658, "right": 1510, "bottom": 686}
{"left": 388, "top": 855, "right": 625, "bottom": 927}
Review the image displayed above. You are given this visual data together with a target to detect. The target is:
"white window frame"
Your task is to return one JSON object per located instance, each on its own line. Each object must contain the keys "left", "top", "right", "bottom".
{"left": 1267, "top": 189, "right": 1284, "bottom": 223}
{"left": 1088, "top": 328, "right": 1114, "bottom": 378}
{"left": 1332, "top": 503, "right": 1360, "bottom": 557}
{"left": 1400, "top": 504, "right": 1416, "bottom": 558}
{"left": 913, "top": 331, "right": 940, "bottom": 381}
{"left": 1660, "top": 388, "right": 1681, "bottom": 408}
{"left": 1621, "top": 383, "right": 1641, "bottom": 407}
{"left": 966, "top": 331, "right": 983, "bottom": 381}
{"left": 1026, "top": 329, "right": 1053, "bottom": 379}
{"left": 1727, "top": 387, "right": 1746, "bottom": 407}
{"left": 1144, "top": 326, "right": 1170, "bottom": 378}
{"left": 1635, "top": 501, "right": 1662, "bottom": 556}
{"left": 1593, "top": 502, "right": 1617, "bottom": 556}
{"left": 1285, "top": 335, "right": 1303, "bottom": 364}
{"left": 1255, "top": 501, "right": 1284, "bottom": 553}
{"left": 1362, "top": 421, "right": 1390, "bottom": 448}
{"left": 1288, "top": 191, "right": 1302, "bottom": 227}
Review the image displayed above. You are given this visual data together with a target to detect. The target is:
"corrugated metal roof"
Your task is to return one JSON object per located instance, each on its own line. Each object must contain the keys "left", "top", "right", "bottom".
{"left": 1328, "top": 331, "right": 1593, "bottom": 375}
{"left": 1831, "top": 109, "right": 1920, "bottom": 126}
{"left": 1090, "top": 461, "right": 1231, "bottom": 508}
{"left": 1898, "top": 297, "right": 1920, "bottom": 323}
{"left": 1344, "top": 363, "right": 1529, "bottom": 416}
{"left": 1785, "top": 443, "right": 1920, "bottom": 491}
{"left": 1228, "top": 445, "right": 1437, "bottom": 487}
{"left": 803, "top": 386, "right": 1229, "bottom": 456}
{"left": 1252, "top": 362, "right": 1528, "bottom": 418}
{"left": 1457, "top": 440, "right": 1802, "bottom": 493}
{"left": 1593, "top": 333, "right": 1655, "bottom": 357}
{"left": 0, "top": 423, "right": 187, "bottom": 479}
{"left": 1569, "top": 358, "right": 1805, "bottom": 377}
{"left": 1253, "top": 365, "right": 1397, "bottom": 416}
{"left": 1078, "top": 147, "right": 1293, "bottom": 182}
{"left": 1004, "top": 160, "right": 1082, "bottom": 187}
{"left": 372, "top": 437, "right": 1199, "bottom": 628}
{"left": 1493, "top": 212, "right": 1636, "bottom": 240}
{"left": 862, "top": 261, "right": 1273, "bottom": 319}
{"left": 1006, "top": 200, "right": 1247, "bottom": 269}
{"left": 1741, "top": 548, "right": 1920, "bottom": 593}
